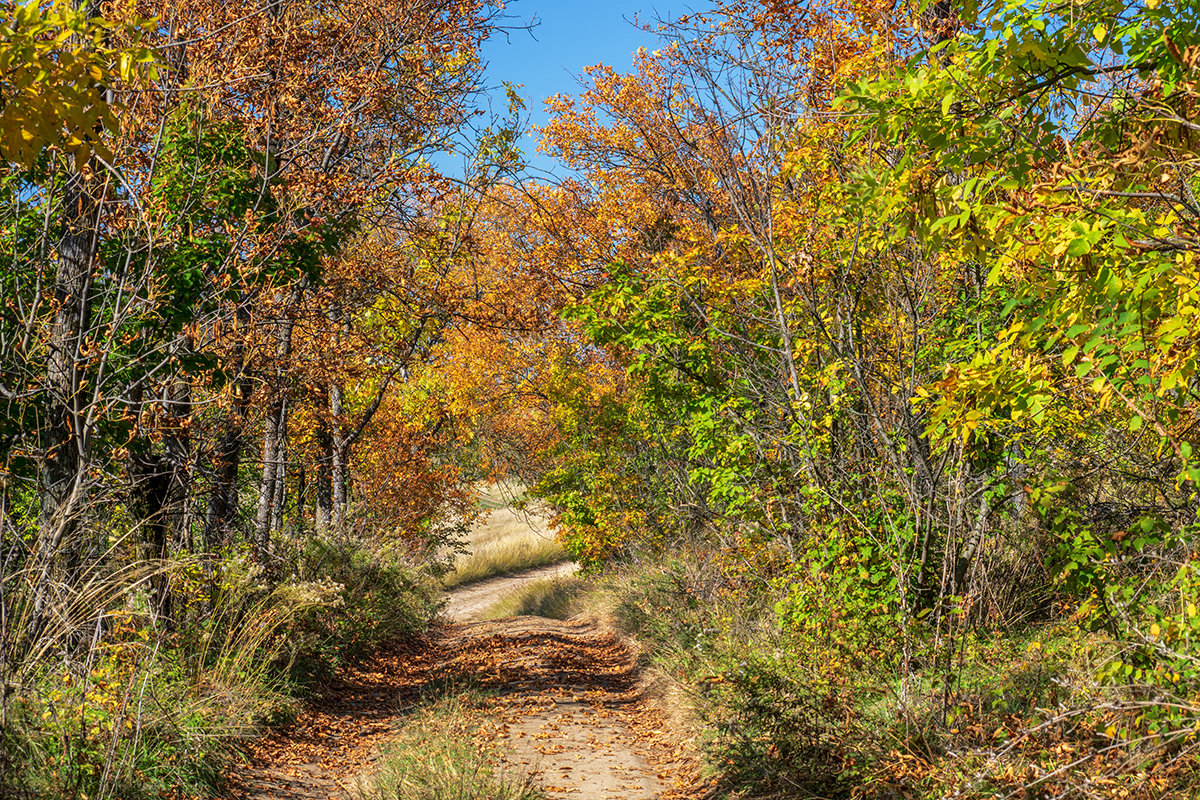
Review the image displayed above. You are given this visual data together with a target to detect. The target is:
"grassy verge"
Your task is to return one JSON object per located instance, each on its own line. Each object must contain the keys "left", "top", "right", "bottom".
{"left": 480, "top": 575, "right": 587, "bottom": 619}
{"left": 355, "top": 692, "right": 543, "bottom": 800}
{"left": 2, "top": 535, "right": 440, "bottom": 800}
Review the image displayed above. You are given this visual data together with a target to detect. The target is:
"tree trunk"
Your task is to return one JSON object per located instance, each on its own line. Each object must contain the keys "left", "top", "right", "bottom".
{"left": 204, "top": 302, "right": 253, "bottom": 551}
{"left": 330, "top": 382, "right": 347, "bottom": 530}
{"left": 271, "top": 398, "right": 288, "bottom": 533}
{"left": 315, "top": 408, "right": 333, "bottom": 531}
{"left": 31, "top": 157, "right": 102, "bottom": 639}
{"left": 292, "top": 466, "right": 305, "bottom": 536}
{"left": 253, "top": 395, "right": 285, "bottom": 553}
{"left": 163, "top": 374, "right": 193, "bottom": 555}
{"left": 254, "top": 288, "right": 302, "bottom": 553}
{"left": 129, "top": 451, "right": 174, "bottom": 624}
{"left": 953, "top": 490, "right": 990, "bottom": 597}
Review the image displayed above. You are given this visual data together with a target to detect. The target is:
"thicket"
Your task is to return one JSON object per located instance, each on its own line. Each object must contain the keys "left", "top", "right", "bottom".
{"left": 5, "top": 0, "right": 1200, "bottom": 798}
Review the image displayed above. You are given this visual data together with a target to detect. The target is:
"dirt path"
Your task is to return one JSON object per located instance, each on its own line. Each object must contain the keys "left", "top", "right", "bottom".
{"left": 454, "top": 617, "right": 693, "bottom": 800}
{"left": 224, "top": 569, "right": 697, "bottom": 800}
{"left": 443, "top": 561, "right": 579, "bottom": 621}
{"left": 223, "top": 637, "right": 434, "bottom": 800}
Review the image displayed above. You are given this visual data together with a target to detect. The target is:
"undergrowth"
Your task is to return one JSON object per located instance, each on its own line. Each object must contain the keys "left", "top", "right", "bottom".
{"left": 287, "top": 536, "right": 441, "bottom": 683}
{"left": 605, "top": 542, "right": 1200, "bottom": 800}
{"left": 1, "top": 533, "right": 440, "bottom": 800}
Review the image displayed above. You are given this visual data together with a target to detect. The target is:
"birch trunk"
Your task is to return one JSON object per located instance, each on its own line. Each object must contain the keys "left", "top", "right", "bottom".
{"left": 254, "top": 292, "right": 301, "bottom": 553}
{"left": 330, "top": 382, "right": 347, "bottom": 530}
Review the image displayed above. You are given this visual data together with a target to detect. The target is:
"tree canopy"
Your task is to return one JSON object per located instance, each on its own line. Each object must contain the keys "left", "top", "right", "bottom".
{"left": 2, "top": 0, "right": 1200, "bottom": 797}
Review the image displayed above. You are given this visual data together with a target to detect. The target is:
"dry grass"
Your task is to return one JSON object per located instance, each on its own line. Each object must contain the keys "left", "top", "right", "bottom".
{"left": 442, "top": 484, "right": 567, "bottom": 589}
{"left": 354, "top": 692, "right": 543, "bottom": 800}
{"left": 480, "top": 574, "right": 587, "bottom": 620}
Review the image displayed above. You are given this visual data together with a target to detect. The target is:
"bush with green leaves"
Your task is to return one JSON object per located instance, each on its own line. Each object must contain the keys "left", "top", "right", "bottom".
{"left": 609, "top": 548, "right": 890, "bottom": 798}
{"left": 283, "top": 536, "right": 441, "bottom": 682}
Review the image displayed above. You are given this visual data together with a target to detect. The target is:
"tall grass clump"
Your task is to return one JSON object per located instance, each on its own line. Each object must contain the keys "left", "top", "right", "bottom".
{"left": 442, "top": 493, "right": 566, "bottom": 589}
{"left": 481, "top": 575, "right": 586, "bottom": 620}
{"left": 358, "top": 694, "right": 543, "bottom": 800}
{"left": 1, "top": 554, "right": 311, "bottom": 799}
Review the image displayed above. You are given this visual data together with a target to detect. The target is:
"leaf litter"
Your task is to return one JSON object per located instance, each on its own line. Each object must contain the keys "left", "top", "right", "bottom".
{"left": 222, "top": 598, "right": 705, "bottom": 799}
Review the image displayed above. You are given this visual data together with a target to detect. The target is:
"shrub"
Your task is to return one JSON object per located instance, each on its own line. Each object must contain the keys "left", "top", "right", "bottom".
{"left": 0, "top": 534, "right": 441, "bottom": 799}
{"left": 610, "top": 549, "right": 883, "bottom": 798}
{"left": 283, "top": 535, "right": 442, "bottom": 682}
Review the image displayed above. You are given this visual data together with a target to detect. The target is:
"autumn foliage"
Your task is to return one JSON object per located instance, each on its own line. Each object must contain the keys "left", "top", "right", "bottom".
{"left": 2, "top": 0, "right": 1200, "bottom": 798}
{"left": 462, "top": 0, "right": 1200, "bottom": 797}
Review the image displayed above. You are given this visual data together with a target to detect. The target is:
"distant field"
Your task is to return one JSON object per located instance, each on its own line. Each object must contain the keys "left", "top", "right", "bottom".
{"left": 442, "top": 483, "right": 567, "bottom": 589}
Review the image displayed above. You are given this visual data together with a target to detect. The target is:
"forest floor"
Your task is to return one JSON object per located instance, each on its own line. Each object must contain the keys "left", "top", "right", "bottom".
{"left": 223, "top": 563, "right": 700, "bottom": 800}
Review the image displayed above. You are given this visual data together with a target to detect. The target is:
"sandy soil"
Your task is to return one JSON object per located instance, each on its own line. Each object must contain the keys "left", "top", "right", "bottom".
{"left": 432, "top": 613, "right": 696, "bottom": 800}
{"left": 224, "top": 611, "right": 696, "bottom": 800}
{"left": 440, "top": 571, "right": 690, "bottom": 800}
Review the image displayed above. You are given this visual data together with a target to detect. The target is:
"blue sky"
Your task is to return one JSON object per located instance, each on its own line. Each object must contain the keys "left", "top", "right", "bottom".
{"left": 480, "top": 2, "right": 679, "bottom": 177}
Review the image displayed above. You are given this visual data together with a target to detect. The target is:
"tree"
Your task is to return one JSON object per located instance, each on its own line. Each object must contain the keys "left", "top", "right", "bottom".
{"left": 3, "top": 0, "right": 506, "bottom": 656}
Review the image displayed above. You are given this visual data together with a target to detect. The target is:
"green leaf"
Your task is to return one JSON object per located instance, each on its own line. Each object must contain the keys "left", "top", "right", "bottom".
{"left": 1066, "top": 237, "right": 1093, "bottom": 258}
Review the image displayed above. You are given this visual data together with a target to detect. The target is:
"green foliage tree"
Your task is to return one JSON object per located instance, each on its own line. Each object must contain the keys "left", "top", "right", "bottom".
{"left": 512, "top": 0, "right": 1200, "bottom": 795}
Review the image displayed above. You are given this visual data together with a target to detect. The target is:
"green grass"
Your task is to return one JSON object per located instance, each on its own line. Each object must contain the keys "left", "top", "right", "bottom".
{"left": 481, "top": 575, "right": 587, "bottom": 619}
{"left": 355, "top": 693, "right": 543, "bottom": 800}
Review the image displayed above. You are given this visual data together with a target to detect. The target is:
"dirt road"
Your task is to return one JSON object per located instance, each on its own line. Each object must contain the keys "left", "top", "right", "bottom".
{"left": 442, "top": 561, "right": 579, "bottom": 621}
{"left": 224, "top": 564, "right": 696, "bottom": 800}
{"left": 446, "top": 613, "right": 692, "bottom": 800}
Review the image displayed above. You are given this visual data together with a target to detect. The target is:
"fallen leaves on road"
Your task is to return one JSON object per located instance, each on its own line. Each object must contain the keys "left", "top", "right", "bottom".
{"left": 222, "top": 616, "right": 705, "bottom": 800}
